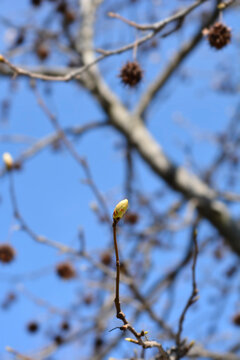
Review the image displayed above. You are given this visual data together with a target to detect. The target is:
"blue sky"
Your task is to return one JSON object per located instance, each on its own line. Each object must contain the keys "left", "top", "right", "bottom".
{"left": 0, "top": 1, "right": 240, "bottom": 359}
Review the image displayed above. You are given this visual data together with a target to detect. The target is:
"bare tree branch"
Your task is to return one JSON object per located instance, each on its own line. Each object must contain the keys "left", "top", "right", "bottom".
{"left": 135, "top": 6, "right": 219, "bottom": 117}
{"left": 108, "top": 0, "right": 207, "bottom": 31}
{"left": 187, "top": 343, "right": 240, "bottom": 360}
{"left": 71, "top": 1, "right": 240, "bottom": 256}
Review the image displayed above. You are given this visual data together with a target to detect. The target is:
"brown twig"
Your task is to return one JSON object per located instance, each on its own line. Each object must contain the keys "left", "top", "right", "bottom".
{"left": 5, "top": 347, "right": 32, "bottom": 360}
{"left": 112, "top": 217, "right": 169, "bottom": 358}
{"left": 112, "top": 219, "right": 122, "bottom": 318}
{"left": 176, "top": 225, "right": 199, "bottom": 358}
{"left": 7, "top": 172, "right": 131, "bottom": 286}
{"left": 0, "top": 0, "right": 209, "bottom": 84}
{"left": 0, "top": 53, "right": 106, "bottom": 82}
{"left": 135, "top": 5, "right": 220, "bottom": 117}
{"left": 108, "top": 0, "right": 207, "bottom": 31}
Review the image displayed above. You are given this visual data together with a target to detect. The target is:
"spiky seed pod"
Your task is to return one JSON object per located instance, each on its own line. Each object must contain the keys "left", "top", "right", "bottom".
{"left": 0, "top": 244, "right": 15, "bottom": 264}
{"left": 207, "top": 22, "right": 231, "bottom": 50}
{"left": 119, "top": 61, "right": 143, "bottom": 87}
{"left": 27, "top": 321, "right": 39, "bottom": 333}
{"left": 56, "top": 262, "right": 76, "bottom": 280}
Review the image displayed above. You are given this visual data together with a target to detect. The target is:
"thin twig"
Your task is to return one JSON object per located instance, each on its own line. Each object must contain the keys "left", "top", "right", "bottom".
{"left": 112, "top": 218, "right": 169, "bottom": 358}
{"left": 113, "top": 219, "right": 122, "bottom": 317}
{"left": 0, "top": 0, "right": 209, "bottom": 83}
{"left": 7, "top": 173, "right": 132, "bottom": 285}
{"left": 135, "top": 5, "right": 220, "bottom": 117}
{"left": 31, "top": 85, "right": 111, "bottom": 224}
{"left": 176, "top": 225, "right": 199, "bottom": 358}
{"left": 108, "top": 0, "right": 207, "bottom": 31}
{"left": 0, "top": 121, "right": 108, "bottom": 178}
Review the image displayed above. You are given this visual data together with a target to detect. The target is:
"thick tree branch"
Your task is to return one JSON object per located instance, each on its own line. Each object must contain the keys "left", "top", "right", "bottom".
{"left": 2, "top": 3, "right": 238, "bottom": 255}
{"left": 69, "top": 1, "right": 240, "bottom": 255}
{"left": 81, "top": 65, "right": 240, "bottom": 255}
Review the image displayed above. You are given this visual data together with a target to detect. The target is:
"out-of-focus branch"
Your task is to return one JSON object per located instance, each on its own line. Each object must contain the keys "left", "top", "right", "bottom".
{"left": 0, "top": 121, "right": 108, "bottom": 178}
{"left": 7, "top": 173, "right": 133, "bottom": 284}
{"left": 108, "top": 0, "right": 207, "bottom": 31}
{"left": 74, "top": 2, "right": 240, "bottom": 256}
{"left": 187, "top": 343, "right": 240, "bottom": 360}
{"left": 5, "top": 347, "right": 31, "bottom": 360}
{"left": 176, "top": 226, "right": 199, "bottom": 358}
{"left": 0, "top": 1, "right": 208, "bottom": 83}
{"left": 96, "top": 0, "right": 207, "bottom": 57}
{"left": 31, "top": 84, "right": 112, "bottom": 224}
{"left": 83, "top": 69, "right": 240, "bottom": 255}
{"left": 0, "top": 53, "right": 105, "bottom": 82}
{"left": 0, "top": 63, "right": 70, "bottom": 79}
{"left": 135, "top": 6, "right": 219, "bottom": 118}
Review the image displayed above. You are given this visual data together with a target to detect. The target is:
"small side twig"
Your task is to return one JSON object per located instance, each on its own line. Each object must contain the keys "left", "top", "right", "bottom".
{"left": 108, "top": 0, "right": 207, "bottom": 32}
{"left": 176, "top": 225, "right": 199, "bottom": 358}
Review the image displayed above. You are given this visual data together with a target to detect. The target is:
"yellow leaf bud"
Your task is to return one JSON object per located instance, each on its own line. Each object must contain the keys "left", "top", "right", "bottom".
{"left": 125, "top": 338, "right": 137, "bottom": 343}
{"left": 3, "top": 152, "right": 14, "bottom": 171}
{"left": 113, "top": 199, "right": 128, "bottom": 221}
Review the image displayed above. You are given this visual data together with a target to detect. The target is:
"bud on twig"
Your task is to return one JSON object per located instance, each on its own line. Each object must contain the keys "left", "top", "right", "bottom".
{"left": 113, "top": 199, "right": 129, "bottom": 221}
{"left": 3, "top": 152, "right": 14, "bottom": 171}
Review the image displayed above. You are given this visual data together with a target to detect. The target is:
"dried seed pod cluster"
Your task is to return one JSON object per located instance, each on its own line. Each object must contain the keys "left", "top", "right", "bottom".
{"left": 119, "top": 61, "right": 143, "bottom": 87}
{"left": 204, "top": 22, "right": 231, "bottom": 50}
